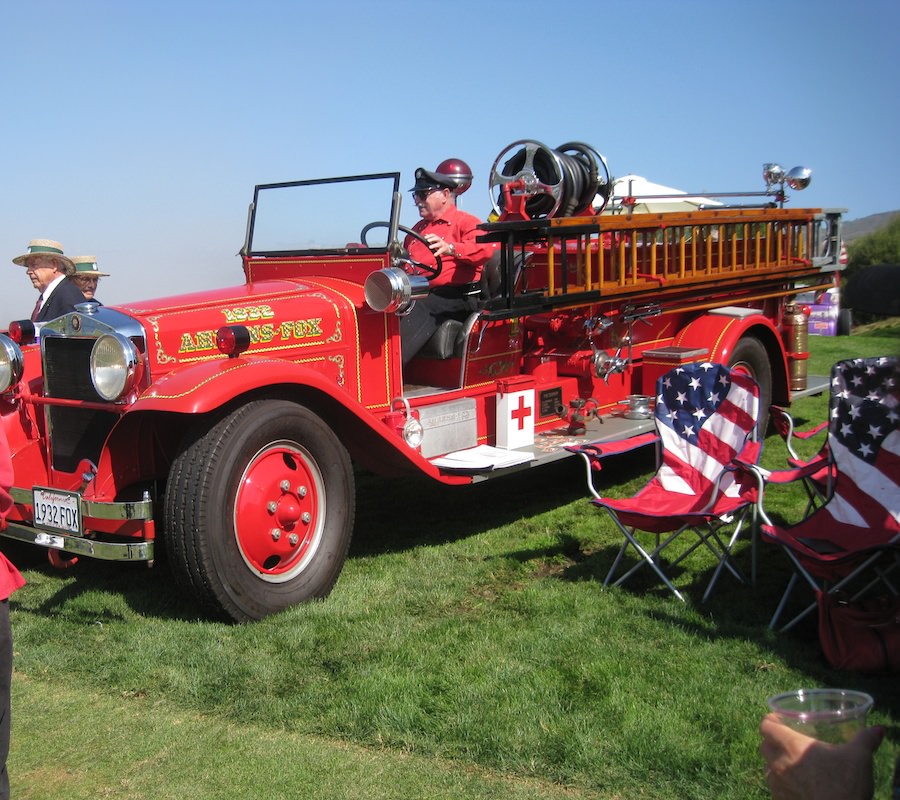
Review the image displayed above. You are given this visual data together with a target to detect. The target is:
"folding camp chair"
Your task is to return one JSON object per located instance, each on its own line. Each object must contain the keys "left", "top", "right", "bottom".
{"left": 575, "top": 362, "right": 761, "bottom": 601}
{"left": 749, "top": 356, "right": 900, "bottom": 631}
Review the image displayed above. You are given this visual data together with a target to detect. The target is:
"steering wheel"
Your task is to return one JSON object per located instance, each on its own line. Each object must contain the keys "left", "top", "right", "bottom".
{"left": 360, "top": 221, "right": 442, "bottom": 280}
{"left": 489, "top": 139, "right": 564, "bottom": 219}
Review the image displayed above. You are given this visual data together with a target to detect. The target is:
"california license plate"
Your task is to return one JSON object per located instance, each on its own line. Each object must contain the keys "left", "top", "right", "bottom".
{"left": 32, "top": 487, "right": 82, "bottom": 535}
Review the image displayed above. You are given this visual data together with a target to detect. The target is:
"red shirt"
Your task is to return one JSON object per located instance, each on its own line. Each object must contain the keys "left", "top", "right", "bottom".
{"left": 0, "top": 431, "right": 25, "bottom": 601}
{"left": 405, "top": 205, "right": 496, "bottom": 287}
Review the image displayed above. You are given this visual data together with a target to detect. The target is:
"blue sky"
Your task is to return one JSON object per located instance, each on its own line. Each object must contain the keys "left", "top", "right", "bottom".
{"left": 2, "top": 0, "right": 897, "bottom": 319}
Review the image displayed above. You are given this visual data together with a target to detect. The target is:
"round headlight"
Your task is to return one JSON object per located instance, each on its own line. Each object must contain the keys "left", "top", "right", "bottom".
{"left": 402, "top": 415, "right": 424, "bottom": 449}
{"left": 0, "top": 335, "right": 24, "bottom": 393}
{"left": 90, "top": 333, "right": 140, "bottom": 401}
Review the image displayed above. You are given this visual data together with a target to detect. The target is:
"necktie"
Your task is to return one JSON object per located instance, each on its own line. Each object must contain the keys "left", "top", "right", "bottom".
{"left": 31, "top": 295, "right": 43, "bottom": 322}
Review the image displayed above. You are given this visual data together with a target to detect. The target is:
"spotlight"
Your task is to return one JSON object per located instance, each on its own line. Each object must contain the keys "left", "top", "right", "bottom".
{"left": 786, "top": 166, "right": 812, "bottom": 191}
{"left": 763, "top": 163, "right": 785, "bottom": 187}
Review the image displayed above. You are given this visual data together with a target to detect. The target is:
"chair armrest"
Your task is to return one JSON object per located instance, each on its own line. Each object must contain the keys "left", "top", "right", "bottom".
{"left": 760, "top": 454, "right": 830, "bottom": 485}
{"left": 566, "top": 431, "right": 659, "bottom": 463}
{"left": 732, "top": 453, "right": 830, "bottom": 527}
{"left": 769, "top": 405, "right": 828, "bottom": 461}
{"left": 567, "top": 431, "right": 660, "bottom": 499}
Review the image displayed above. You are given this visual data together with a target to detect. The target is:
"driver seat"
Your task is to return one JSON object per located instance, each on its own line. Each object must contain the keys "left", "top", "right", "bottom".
{"left": 418, "top": 251, "right": 528, "bottom": 360}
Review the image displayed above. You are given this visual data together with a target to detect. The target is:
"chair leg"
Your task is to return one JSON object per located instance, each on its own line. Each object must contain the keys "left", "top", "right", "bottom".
{"left": 771, "top": 548, "right": 900, "bottom": 632}
{"left": 604, "top": 540, "right": 631, "bottom": 587}
{"left": 604, "top": 525, "right": 686, "bottom": 602}
{"left": 703, "top": 524, "right": 747, "bottom": 583}
{"left": 751, "top": 505, "right": 758, "bottom": 587}
{"left": 769, "top": 573, "right": 798, "bottom": 630}
{"left": 846, "top": 553, "right": 900, "bottom": 601}
{"left": 702, "top": 522, "right": 748, "bottom": 602}
{"left": 606, "top": 515, "right": 752, "bottom": 604}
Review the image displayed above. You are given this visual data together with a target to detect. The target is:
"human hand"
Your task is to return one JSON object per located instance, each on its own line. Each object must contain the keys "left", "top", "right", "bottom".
{"left": 759, "top": 713, "right": 885, "bottom": 800}
{"left": 423, "top": 233, "right": 454, "bottom": 258}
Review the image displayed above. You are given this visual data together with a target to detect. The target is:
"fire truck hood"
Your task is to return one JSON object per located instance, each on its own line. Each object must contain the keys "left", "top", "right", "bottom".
{"left": 111, "top": 277, "right": 361, "bottom": 368}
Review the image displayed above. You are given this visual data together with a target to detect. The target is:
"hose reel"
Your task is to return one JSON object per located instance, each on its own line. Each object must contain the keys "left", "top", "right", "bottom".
{"left": 489, "top": 140, "right": 612, "bottom": 221}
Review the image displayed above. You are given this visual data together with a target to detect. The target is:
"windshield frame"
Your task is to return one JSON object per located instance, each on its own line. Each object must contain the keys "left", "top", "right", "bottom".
{"left": 243, "top": 172, "right": 402, "bottom": 258}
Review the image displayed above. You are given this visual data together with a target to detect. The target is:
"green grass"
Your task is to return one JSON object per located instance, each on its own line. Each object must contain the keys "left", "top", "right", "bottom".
{"left": 7, "top": 324, "right": 900, "bottom": 799}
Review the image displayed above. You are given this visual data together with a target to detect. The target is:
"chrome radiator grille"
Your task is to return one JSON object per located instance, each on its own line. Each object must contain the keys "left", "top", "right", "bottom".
{"left": 42, "top": 336, "right": 118, "bottom": 473}
{"left": 44, "top": 337, "right": 102, "bottom": 401}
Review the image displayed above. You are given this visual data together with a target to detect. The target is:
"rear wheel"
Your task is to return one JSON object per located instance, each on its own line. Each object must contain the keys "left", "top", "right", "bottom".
{"left": 163, "top": 400, "right": 354, "bottom": 622}
{"left": 837, "top": 308, "right": 852, "bottom": 336}
{"left": 728, "top": 336, "right": 772, "bottom": 435}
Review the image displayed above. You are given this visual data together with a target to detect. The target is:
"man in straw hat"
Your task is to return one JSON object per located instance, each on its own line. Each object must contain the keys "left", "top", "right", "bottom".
{"left": 69, "top": 256, "right": 109, "bottom": 304}
{"left": 12, "top": 239, "right": 86, "bottom": 323}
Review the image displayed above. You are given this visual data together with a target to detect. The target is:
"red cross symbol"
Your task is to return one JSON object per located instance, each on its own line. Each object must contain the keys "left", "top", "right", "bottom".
{"left": 510, "top": 393, "right": 533, "bottom": 431}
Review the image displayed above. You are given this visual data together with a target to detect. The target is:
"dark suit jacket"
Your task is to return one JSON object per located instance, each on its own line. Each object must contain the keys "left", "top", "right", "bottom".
{"left": 36, "top": 279, "right": 88, "bottom": 323}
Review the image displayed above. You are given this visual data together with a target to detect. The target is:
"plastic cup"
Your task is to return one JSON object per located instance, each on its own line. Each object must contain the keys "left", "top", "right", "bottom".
{"left": 767, "top": 689, "right": 874, "bottom": 744}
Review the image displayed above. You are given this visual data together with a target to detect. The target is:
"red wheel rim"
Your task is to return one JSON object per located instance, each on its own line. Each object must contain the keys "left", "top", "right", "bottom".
{"left": 233, "top": 440, "right": 325, "bottom": 582}
{"left": 730, "top": 361, "right": 753, "bottom": 379}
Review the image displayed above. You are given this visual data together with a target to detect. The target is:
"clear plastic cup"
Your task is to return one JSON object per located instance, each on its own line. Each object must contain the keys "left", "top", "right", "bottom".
{"left": 767, "top": 688, "right": 874, "bottom": 744}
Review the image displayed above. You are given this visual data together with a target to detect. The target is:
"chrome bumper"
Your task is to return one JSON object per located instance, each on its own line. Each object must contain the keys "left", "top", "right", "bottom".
{"left": 2, "top": 487, "right": 155, "bottom": 562}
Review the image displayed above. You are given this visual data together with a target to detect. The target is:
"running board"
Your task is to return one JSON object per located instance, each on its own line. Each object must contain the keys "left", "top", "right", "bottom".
{"left": 792, "top": 374, "right": 829, "bottom": 400}
{"left": 431, "top": 414, "right": 657, "bottom": 481}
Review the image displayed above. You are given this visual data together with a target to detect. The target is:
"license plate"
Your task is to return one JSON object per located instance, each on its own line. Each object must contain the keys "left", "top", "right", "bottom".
{"left": 32, "top": 487, "right": 82, "bottom": 535}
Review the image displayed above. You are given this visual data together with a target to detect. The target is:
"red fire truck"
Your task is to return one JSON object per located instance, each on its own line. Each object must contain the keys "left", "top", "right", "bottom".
{"left": 0, "top": 140, "right": 843, "bottom": 621}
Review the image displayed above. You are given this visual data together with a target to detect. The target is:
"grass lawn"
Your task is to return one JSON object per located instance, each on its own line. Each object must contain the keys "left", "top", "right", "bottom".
{"left": 7, "top": 324, "right": 900, "bottom": 799}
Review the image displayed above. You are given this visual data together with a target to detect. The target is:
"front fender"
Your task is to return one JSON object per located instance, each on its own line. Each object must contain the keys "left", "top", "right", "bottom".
{"left": 100, "top": 355, "right": 469, "bottom": 494}
{"left": 131, "top": 355, "right": 349, "bottom": 414}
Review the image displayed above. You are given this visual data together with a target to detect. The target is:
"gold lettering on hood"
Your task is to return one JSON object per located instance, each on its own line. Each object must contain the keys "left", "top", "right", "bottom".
{"left": 178, "top": 318, "right": 326, "bottom": 354}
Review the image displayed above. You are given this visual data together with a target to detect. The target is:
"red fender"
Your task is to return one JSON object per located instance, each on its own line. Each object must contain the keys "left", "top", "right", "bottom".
{"left": 673, "top": 309, "right": 790, "bottom": 403}
{"left": 92, "top": 356, "right": 471, "bottom": 499}
{"left": 130, "top": 355, "right": 352, "bottom": 415}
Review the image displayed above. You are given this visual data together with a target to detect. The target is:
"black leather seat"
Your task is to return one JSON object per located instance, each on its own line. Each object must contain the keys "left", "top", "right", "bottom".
{"left": 418, "top": 317, "right": 468, "bottom": 359}
{"left": 417, "top": 251, "right": 529, "bottom": 360}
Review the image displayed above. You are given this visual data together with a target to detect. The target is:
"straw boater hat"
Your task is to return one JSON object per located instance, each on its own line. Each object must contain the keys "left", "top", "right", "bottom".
{"left": 12, "top": 239, "right": 76, "bottom": 275}
{"left": 70, "top": 256, "right": 109, "bottom": 278}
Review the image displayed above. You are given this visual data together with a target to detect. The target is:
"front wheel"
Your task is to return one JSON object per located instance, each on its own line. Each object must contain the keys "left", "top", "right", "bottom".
{"left": 728, "top": 336, "right": 772, "bottom": 436}
{"left": 163, "top": 400, "right": 354, "bottom": 622}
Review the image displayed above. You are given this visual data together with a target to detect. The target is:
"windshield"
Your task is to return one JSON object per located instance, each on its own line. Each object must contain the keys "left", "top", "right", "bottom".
{"left": 247, "top": 173, "right": 401, "bottom": 255}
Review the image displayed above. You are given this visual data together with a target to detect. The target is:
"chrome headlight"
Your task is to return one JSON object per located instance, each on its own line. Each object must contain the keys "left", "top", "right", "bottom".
{"left": 0, "top": 335, "right": 24, "bottom": 393}
{"left": 90, "top": 333, "right": 140, "bottom": 401}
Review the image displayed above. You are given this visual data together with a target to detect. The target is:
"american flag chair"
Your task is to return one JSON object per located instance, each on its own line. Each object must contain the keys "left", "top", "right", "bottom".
{"left": 749, "top": 356, "right": 900, "bottom": 631}
{"left": 576, "top": 362, "right": 761, "bottom": 601}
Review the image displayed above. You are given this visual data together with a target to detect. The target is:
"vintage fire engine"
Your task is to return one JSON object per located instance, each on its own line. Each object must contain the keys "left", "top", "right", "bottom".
{"left": 0, "top": 141, "right": 843, "bottom": 621}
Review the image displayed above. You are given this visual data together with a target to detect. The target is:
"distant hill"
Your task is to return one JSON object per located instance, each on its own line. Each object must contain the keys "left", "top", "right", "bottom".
{"left": 842, "top": 210, "right": 900, "bottom": 243}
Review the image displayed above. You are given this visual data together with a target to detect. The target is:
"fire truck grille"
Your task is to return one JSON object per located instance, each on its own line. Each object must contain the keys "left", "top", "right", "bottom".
{"left": 43, "top": 337, "right": 118, "bottom": 473}
{"left": 44, "top": 338, "right": 102, "bottom": 401}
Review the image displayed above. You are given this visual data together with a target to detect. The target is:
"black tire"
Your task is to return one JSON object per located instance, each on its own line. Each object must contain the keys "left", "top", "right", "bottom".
{"left": 163, "top": 400, "right": 354, "bottom": 622}
{"left": 837, "top": 308, "right": 852, "bottom": 336}
{"left": 728, "top": 336, "right": 772, "bottom": 436}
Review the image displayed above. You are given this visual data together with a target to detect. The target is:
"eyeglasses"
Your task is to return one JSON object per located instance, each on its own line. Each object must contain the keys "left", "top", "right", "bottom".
{"left": 73, "top": 276, "right": 99, "bottom": 284}
{"left": 413, "top": 188, "right": 443, "bottom": 202}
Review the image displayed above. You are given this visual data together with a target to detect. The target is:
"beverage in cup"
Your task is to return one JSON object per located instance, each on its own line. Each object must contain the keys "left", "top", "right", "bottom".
{"left": 767, "top": 688, "right": 874, "bottom": 744}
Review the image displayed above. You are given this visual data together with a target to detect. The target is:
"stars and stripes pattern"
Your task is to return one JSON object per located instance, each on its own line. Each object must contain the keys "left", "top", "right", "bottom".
{"left": 591, "top": 361, "right": 760, "bottom": 537}
{"left": 825, "top": 356, "right": 900, "bottom": 531}
{"left": 759, "top": 355, "right": 899, "bottom": 599}
{"left": 654, "top": 362, "right": 760, "bottom": 500}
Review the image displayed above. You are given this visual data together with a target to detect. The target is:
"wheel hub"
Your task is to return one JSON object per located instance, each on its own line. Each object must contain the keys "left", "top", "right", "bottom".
{"left": 233, "top": 442, "right": 324, "bottom": 581}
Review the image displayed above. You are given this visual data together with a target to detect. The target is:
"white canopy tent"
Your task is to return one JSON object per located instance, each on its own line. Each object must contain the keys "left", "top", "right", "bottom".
{"left": 599, "top": 174, "right": 722, "bottom": 214}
